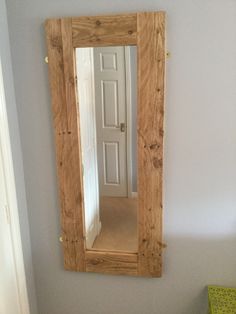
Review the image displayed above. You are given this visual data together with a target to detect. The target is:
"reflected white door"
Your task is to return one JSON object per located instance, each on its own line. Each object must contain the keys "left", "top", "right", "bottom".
{"left": 0, "top": 145, "right": 21, "bottom": 314}
{"left": 94, "top": 47, "right": 127, "bottom": 197}
{"left": 76, "top": 48, "right": 101, "bottom": 248}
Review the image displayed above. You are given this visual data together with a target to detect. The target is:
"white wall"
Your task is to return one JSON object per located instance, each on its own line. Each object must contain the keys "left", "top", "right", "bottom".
{"left": 0, "top": 0, "right": 38, "bottom": 313}
{"left": 5, "top": 0, "right": 236, "bottom": 313}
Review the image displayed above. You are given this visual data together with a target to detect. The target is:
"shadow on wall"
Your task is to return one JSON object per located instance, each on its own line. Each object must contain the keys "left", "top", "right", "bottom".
{"left": 39, "top": 234, "right": 236, "bottom": 314}
{"left": 160, "top": 234, "right": 236, "bottom": 314}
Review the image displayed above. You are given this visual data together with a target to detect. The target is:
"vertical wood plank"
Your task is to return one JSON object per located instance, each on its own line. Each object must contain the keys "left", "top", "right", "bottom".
{"left": 137, "top": 12, "right": 165, "bottom": 277}
{"left": 60, "top": 17, "right": 86, "bottom": 272}
{"left": 61, "top": 18, "right": 76, "bottom": 133}
{"left": 45, "top": 18, "right": 86, "bottom": 271}
{"left": 45, "top": 19, "right": 67, "bottom": 134}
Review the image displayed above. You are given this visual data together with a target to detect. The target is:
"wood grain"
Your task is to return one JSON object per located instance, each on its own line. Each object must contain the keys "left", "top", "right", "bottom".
{"left": 137, "top": 12, "right": 165, "bottom": 277}
{"left": 85, "top": 250, "right": 138, "bottom": 276}
{"left": 45, "top": 19, "right": 67, "bottom": 134}
{"left": 72, "top": 14, "right": 137, "bottom": 47}
{"left": 45, "top": 12, "right": 165, "bottom": 277}
{"left": 45, "top": 18, "right": 86, "bottom": 271}
{"left": 61, "top": 18, "right": 76, "bottom": 133}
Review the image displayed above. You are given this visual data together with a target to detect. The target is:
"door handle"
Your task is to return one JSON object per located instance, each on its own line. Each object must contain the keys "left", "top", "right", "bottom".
{"left": 120, "top": 123, "right": 125, "bottom": 132}
{"left": 116, "top": 123, "right": 125, "bottom": 132}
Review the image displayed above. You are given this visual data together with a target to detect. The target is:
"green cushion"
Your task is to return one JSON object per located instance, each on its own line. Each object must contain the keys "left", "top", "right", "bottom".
{"left": 208, "top": 285, "right": 236, "bottom": 314}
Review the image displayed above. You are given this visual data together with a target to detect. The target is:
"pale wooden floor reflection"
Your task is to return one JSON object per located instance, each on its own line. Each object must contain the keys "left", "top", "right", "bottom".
{"left": 92, "top": 196, "right": 138, "bottom": 252}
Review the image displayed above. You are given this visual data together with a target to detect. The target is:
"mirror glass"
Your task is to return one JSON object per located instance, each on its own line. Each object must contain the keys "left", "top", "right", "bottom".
{"left": 76, "top": 46, "right": 137, "bottom": 252}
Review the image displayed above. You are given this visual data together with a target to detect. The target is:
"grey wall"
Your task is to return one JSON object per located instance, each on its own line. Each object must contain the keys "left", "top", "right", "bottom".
{"left": 0, "top": 0, "right": 38, "bottom": 313}
{"left": 5, "top": 0, "right": 236, "bottom": 314}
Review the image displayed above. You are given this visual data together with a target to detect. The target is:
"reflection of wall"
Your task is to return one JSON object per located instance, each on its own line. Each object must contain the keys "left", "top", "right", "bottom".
{"left": 130, "top": 46, "right": 137, "bottom": 193}
{"left": 6, "top": 1, "right": 236, "bottom": 314}
{"left": 76, "top": 48, "right": 100, "bottom": 248}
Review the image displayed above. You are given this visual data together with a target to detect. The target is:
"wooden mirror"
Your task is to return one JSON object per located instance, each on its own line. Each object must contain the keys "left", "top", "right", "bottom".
{"left": 45, "top": 11, "right": 165, "bottom": 277}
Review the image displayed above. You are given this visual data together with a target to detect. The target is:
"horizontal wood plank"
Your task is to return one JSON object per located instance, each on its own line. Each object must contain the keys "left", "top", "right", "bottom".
{"left": 72, "top": 14, "right": 137, "bottom": 47}
{"left": 85, "top": 250, "right": 138, "bottom": 276}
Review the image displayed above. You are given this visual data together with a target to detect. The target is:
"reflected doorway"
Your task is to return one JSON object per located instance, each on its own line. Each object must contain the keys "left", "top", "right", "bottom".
{"left": 76, "top": 46, "right": 137, "bottom": 252}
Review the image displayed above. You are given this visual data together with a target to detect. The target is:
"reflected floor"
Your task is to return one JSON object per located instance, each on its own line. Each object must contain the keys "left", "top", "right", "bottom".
{"left": 93, "top": 196, "right": 138, "bottom": 252}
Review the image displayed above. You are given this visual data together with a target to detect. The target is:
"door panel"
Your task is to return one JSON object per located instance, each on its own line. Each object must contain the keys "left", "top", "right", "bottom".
{"left": 103, "top": 141, "right": 120, "bottom": 185}
{"left": 100, "top": 52, "right": 118, "bottom": 71}
{"left": 94, "top": 46, "right": 127, "bottom": 197}
{"left": 102, "top": 80, "right": 118, "bottom": 127}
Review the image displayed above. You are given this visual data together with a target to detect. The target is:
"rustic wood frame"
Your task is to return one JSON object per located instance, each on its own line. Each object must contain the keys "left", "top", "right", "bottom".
{"left": 45, "top": 11, "right": 165, "bottom": 277}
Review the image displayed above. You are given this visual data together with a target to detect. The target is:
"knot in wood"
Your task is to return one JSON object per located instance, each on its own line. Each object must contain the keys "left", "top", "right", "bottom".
{"left": 51, "top": 36, "right": 61, "bottom": 48}
{"left": 153, "top": 157, "right": 162, "bottom": 169}
{"left": 157, "top": 242, "right": 167, "bottom": 249}
{"left": 91, "top": 258, "right": 103, "bottom": 265}
{"left": 149, "top": 143, "right": 160, "bottom": 150}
